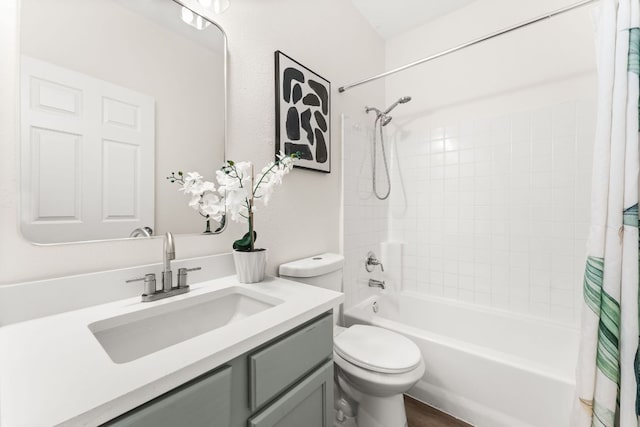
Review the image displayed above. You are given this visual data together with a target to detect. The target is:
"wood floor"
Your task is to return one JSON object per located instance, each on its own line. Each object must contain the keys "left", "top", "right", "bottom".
{"left": 405, "top": 396, "right": 473, "bottom": 427}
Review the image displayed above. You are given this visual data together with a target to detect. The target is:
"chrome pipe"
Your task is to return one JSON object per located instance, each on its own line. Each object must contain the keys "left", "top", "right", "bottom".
{"left": 338, "top": 0, "right": 597, "bottom": 93}
{"left": 163, "top": 232, "right": 175, "bottom": 292}
{"left": 129, "top": 226, "right": 153, "bottom": 238}
{"left": 163, "top": 231, "right": 175, "bottom": 272}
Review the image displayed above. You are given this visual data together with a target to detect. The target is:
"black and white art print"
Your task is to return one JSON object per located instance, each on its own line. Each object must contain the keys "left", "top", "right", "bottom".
{"left": 275, "top": 51, "right": 331, "bottom": 173}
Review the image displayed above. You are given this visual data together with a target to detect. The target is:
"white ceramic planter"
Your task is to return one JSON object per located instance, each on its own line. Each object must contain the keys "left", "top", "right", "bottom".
{"left": 233, "top": 249, "right": 267, "bottom": 283}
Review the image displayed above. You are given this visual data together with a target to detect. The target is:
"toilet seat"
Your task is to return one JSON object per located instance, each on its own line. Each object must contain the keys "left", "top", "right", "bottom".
{"left": 333, "top": 350, "right": 426, "bottom": 398}
{"left": 334, "top": 325, "right": 421, "bottom": 374}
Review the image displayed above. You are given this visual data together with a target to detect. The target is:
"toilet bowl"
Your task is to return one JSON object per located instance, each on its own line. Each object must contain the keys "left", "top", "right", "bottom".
{"left": 333, "top": 325, "right": 425, "bottom": 427}
{"left": 279, "top": 253, "right": 425, "bottom": 427}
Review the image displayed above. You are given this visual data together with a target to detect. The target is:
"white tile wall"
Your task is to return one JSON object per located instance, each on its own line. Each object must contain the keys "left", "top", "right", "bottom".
{"left": 386, "top": 101, "right": 595, "bottom": 326}
{"left": 342, "top": 116, "right": 389, "bottom": 308}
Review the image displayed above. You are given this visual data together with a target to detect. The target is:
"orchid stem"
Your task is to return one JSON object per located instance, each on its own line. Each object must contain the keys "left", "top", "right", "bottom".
{"left": 249, "top": 164, "right": 255, "bottom": 252}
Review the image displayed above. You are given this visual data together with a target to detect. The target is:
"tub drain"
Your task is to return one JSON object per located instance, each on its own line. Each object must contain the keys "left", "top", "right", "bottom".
{"left": 372, "top": 301, "right": 379, "bottom": 313}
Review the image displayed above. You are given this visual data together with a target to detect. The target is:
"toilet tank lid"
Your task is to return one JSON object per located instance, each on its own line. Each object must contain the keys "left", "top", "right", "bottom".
{"left": 279, "top": 253, "right": 344, "bottom": 278}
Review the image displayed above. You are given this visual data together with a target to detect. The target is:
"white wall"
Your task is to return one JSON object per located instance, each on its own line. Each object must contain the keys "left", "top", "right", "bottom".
{"left": 379, "top": 0, "right": 598, "bottom": 326}
{"left": 0, "top": 0, "right": 385, "bottom": 284}
{"left": 384, "top": 0, "right": 596, "bottom": 122}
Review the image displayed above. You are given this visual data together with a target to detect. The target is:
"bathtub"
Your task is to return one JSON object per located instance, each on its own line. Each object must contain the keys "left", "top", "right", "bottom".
{"left": 343, "top": 291, "right": 579, "bottom": 427}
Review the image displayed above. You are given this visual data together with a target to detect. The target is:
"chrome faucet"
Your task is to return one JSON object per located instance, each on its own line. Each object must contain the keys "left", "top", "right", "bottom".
{"left": 129, "top": 226, "right": 153, "bottom": 238}
{"left": 126, "top": 231, "right": 201, "bottom": 302}
{"left": 365, "top": 251, "right": 384, "bottom": 272}
{"left": 163, "top": 232, "right": 175, "bottom": 292}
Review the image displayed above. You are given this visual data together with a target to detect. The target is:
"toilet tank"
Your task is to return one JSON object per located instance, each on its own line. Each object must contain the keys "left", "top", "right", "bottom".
{"left": 278, "top": 253, "right": 344, "bottom": 292}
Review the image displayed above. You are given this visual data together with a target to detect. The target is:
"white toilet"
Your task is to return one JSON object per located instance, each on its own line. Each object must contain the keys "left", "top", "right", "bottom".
{"left": 279, "top": 253, "right": 425, "bottom": 427}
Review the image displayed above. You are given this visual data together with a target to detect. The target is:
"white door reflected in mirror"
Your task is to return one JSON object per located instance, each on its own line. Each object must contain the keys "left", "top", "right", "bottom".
{"left": 21, "top": 56, "right": 155, "bottom": 243}
{"left": 18, "top": 0, "right": 227, "bottom": 244}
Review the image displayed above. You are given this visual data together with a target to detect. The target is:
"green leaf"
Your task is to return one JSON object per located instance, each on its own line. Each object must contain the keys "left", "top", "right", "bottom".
{"left": 635, "top": 347, "right": 640, "bottom": 415}
{"left": 233, "top": 231, "right": 257, "bottom": 251}
{"left": 584, "top": 256, "right": 604, "bottom": 315}
{"left": 593, "top": 399, "right": 616, "bottom": 427}
{"left": 596, "top": 289, "right": 621, "bottom": 385}
{"left": 583, "top": 256, "right": 621, "bottom": 386}
{"left": 629, "top": 28, "right": 640, "bottom": 75}
{"left": 624, "top": 203, "right": 639, "bottom": 227}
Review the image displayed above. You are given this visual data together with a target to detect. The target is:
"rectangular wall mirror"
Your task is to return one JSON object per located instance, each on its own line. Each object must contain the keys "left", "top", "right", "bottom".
{"left": 19, "top": 0, "right": 226, "bottom": 244}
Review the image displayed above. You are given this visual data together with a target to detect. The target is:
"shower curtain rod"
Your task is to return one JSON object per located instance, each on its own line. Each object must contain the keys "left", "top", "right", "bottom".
{"left": 338, "top": 0, "right": 597, "bottom": 93}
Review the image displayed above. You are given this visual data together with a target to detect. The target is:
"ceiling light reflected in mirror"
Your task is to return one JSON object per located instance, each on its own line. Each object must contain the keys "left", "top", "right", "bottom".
{"left": 181, "top": 0, "right": 229, "bottom": 31}
{"left": 181, "top": 7, "right": 210, "bottom": 30}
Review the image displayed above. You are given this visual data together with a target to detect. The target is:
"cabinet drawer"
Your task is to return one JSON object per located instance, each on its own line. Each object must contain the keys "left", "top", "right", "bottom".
{"left": 249, "top": 313, "right": 333, "bottom": 410}
{"left": 103, "top": 366, "right": 232, "bottom": 427}
{"left": 248, "top": 360, "right": 333, "bottom": 427}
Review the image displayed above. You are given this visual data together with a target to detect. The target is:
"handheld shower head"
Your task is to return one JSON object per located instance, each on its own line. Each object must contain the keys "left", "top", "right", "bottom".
{"left": 366, "top": 96, "right": 411, "bottom": 127}
{"left": 383, "top": 96, "right": 412, "bottom": 114}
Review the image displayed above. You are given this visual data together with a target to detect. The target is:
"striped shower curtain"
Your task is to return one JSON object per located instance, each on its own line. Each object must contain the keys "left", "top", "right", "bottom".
{"left": 573, "top": 0, "right": 640, "bottom": 426}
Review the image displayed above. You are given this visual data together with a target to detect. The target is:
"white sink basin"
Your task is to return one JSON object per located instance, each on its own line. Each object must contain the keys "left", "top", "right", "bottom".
{"left": 89, "top": 286, "right": 282, "bottom": 363}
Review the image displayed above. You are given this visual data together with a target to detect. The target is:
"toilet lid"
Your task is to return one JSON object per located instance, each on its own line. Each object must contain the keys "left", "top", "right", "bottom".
{"left": 333, "top": 325, "right": 421, "bottom": 374}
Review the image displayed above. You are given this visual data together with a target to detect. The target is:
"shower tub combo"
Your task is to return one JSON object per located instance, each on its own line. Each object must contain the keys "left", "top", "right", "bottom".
{"left": 344, "top": 291, "right": 579, "bottom": 427}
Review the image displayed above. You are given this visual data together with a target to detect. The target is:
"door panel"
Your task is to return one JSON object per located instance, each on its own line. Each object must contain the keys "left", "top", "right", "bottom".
{"left": 104, "top": 366, "right": 232, "bottom": 427}
{"left": 248, "top": 361, "right": 333, "bottom": 427}
{"left": 20, "top": 55, "right": 155, "bottom": 242}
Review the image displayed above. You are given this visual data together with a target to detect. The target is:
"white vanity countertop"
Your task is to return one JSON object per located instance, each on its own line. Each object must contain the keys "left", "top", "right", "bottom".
{"left": 0, "top": 275, "right": 343, "bottom": 427}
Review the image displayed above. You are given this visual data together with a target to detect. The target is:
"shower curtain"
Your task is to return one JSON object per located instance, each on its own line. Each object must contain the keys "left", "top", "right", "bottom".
{"left": 574, "top": 0, "right": 640, "bottom": 426}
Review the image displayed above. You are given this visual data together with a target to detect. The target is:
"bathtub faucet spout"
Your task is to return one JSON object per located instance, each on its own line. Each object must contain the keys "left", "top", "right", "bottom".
{"left": 368, "top": 279, "right": 386, "bottom": 290}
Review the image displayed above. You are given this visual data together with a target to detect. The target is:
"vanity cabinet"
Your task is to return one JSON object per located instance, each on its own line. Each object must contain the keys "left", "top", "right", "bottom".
{"left": 249, "top": 312, "right": 333, "bottom": 410}
{"left": 103, "top": 312, "right": 334, "bottom": 427}
{"left": 248, "top": 360, "right": 333, "bottom": 427}
{"left": 104, "top": 366, "right": 232, "bottom": 427}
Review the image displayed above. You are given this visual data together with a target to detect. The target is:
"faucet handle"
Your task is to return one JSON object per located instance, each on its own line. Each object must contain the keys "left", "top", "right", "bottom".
{"left": 177, "top": 267, "right": 202, "bottom": 288}
{"left": 126, "top": 273, "right": 157, "bottom": 296}
{"left": 365, "top": 251, "right": 384, "bottom": 272}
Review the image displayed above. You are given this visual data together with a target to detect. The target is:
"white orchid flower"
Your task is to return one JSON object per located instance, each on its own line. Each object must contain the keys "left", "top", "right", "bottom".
{"left": 179, "top": 171, "right": 204, "bottom": 193}
{"left": 188, "top": 194, "right": 201, "bottom": 210}
{"left": 189, "top": 179, "right": 215, "bottom": 196}
{"left": 200, "top": 192, "right": 224, "bottom": 222}
{"left": 172, "top": 153, "right": 297, "bottom": 250}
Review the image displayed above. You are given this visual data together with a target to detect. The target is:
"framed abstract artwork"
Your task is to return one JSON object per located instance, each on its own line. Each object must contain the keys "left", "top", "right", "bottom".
{"left": 275, "top": 51, "right": 331, "bottom": 173}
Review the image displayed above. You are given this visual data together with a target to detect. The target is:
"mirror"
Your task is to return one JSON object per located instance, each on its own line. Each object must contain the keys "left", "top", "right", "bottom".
{"left": 18, "top": 0, "right": 226, "bottom": 244}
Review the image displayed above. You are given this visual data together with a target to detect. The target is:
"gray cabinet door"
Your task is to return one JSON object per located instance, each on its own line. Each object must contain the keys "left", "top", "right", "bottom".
{"left": 249, "top": 313, "right": 333, "bottom": 411}
{"left": 248, "top": 361, "right": 333, "bottom": 427}
{"left": 104, "top": 366, "right": 232, "bottom": 427}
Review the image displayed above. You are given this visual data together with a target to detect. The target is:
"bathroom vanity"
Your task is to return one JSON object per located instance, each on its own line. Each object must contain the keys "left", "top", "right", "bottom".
{"left": 106, "top": 313, "right": 334, "bottom": 427}
{"left": 0, "top": 254, "right": 343, "bottom": 427}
